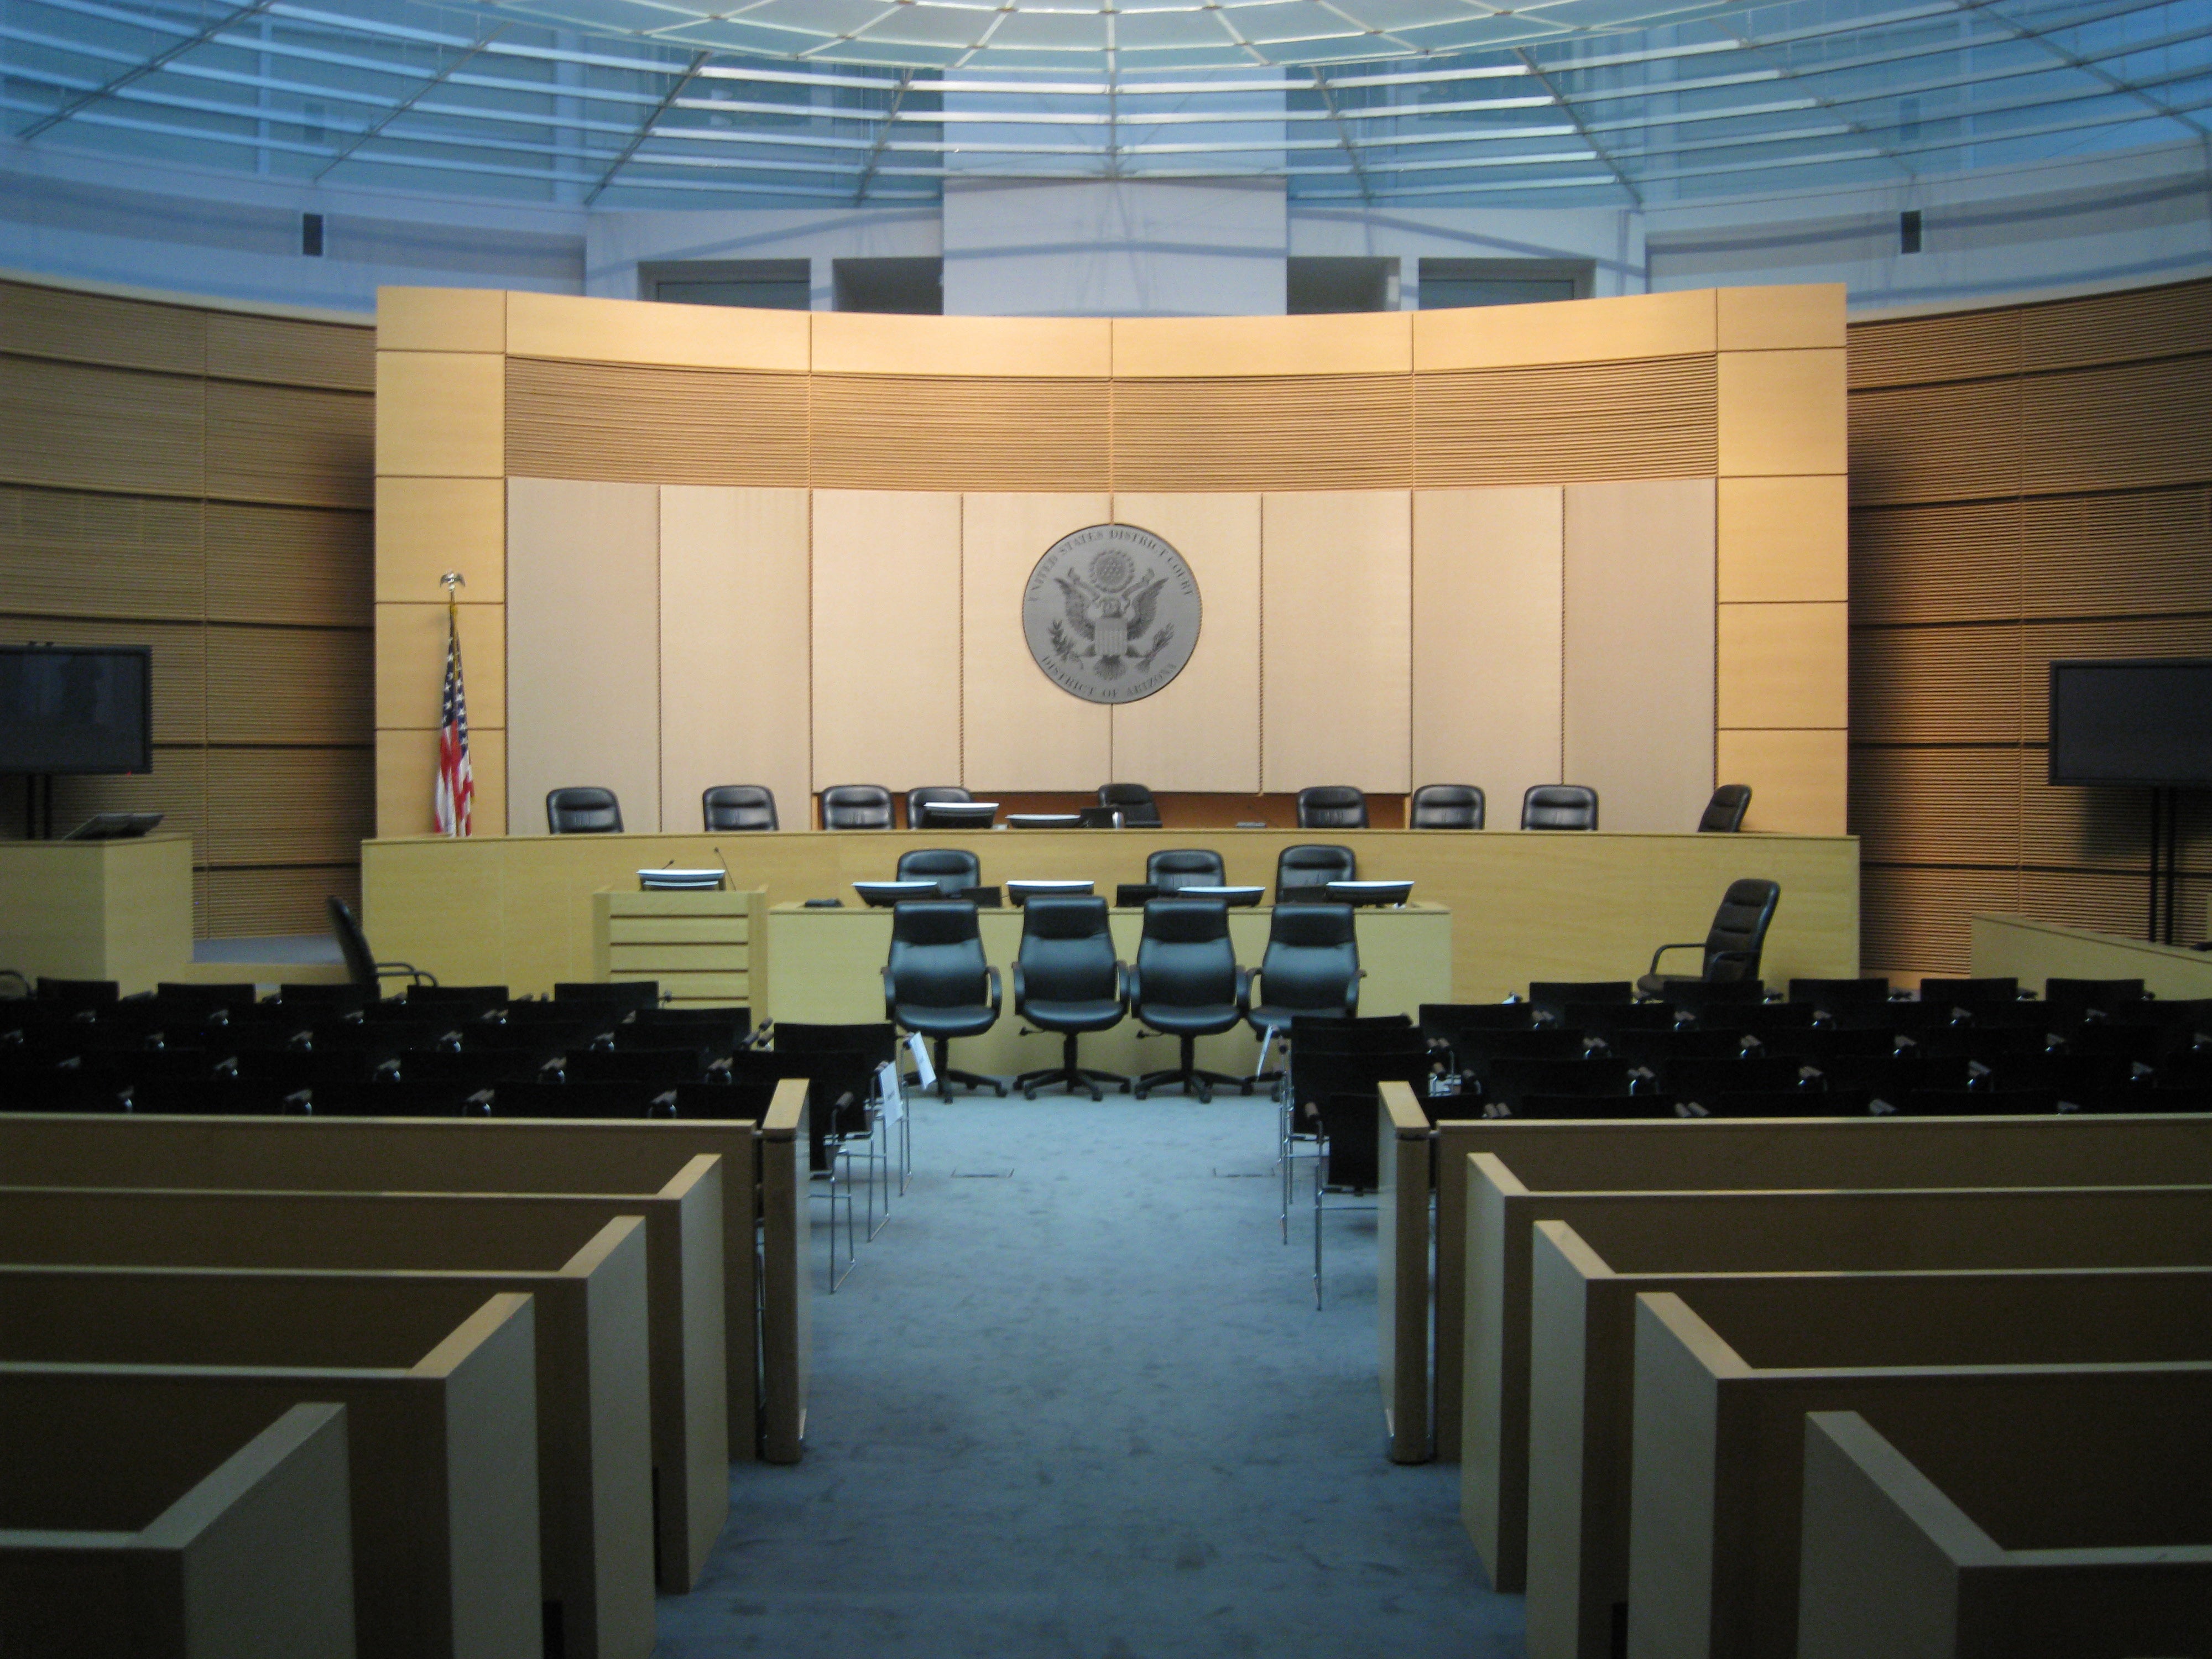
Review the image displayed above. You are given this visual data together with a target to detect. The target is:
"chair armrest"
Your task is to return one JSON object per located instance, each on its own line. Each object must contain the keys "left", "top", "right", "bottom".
{"left": 985, "top": 964, "right": 1003, "bottom": 1015}
{"left": 881, "top": 966, "right": 897, "bottom": 1023}
{"left": 1234, "top": 966, "right": 1253, "bottom": 1015}
{"left": 1647, "top": 942, "right": 1704, "bottom": 975}
{"left": 1124, "top": 963, "right": 1143, "bottom": 1008}
{"left": 1010, "top": 962, "right": 1027, "bottom": 1009}
{"left": 1114, "top": 962, "right": 1129, "bottom": 1006}
{"left": 1342, "top": 974, "right": 1360, "bottom": 1017}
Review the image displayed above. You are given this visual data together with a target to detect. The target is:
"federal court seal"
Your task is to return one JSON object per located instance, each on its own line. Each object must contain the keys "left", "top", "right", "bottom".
{"left": 1022, "top": 524, "right": 1201, "bottom": 705}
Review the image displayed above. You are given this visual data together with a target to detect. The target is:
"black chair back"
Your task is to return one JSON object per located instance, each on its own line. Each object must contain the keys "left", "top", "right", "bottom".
{"left": 1411, "top": 784, "right": 1484, "bottom": 830}
{"left": 1275, "top": 843, "right": 1357, "bottom": 902}
{"left": 1147, "top": 848, "right": 1225, "bottom": 893}
{"left": 1296, "top": 786, "right": 1369, "bottom": 829}
{"left": 553, "top": 980, "right": 659, "bottom": 1011}
{"left": 34, "top": 976, "right": 121, "bottom": 1012}
{"left": 327, "top": 896, "right": 382, "bottom": 989}
{"left": 906, "top": 785, "right": 973, "bottom": 828}
{"left": 1133, "top": 899, "right": 1238, "bottom": 1011}
{"left": 1098, "top": 782, "right": 1162, "bottom": 828}
{"left": 886, "top": 901, "right": 990, "bottom": 1009}
{"left": 898, "top": 847, "right": 982, "bottom": 894}
{"left": 1015, "top": 896, "right": 1120, "bottom": 1008}
{"left": 547, "top": 787, "right": 622, "bottom": 834}
{"left": 1699, "top": 879, "right": 1781, "bottom": 982}
{"left": 820, "top": 785, "right": 893, "bottom": 829}
{"left": 1255, "top": 904, "right": 1359, "bottom": 1019}
{"left": 1528, "top": 980, "right": 1633, "bottom": 1017}
{"left": 703, "top": 785, "right": 778, "bottom": 832}
{"left": 1697, "top": 784, "right": 1752, "bottom": 832}
{"left": 1521, "top": 785, "right": 1598, "bottom": 831}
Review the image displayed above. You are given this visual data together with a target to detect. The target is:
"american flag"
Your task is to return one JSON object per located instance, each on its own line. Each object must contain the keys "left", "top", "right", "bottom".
{"left": 434, "top": 606, "right": 473, "bottom": 836}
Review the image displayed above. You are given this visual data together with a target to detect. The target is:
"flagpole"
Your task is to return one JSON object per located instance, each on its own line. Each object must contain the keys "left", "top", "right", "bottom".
{"left": 435, "top": 572, "right": 472, "bottom": 838}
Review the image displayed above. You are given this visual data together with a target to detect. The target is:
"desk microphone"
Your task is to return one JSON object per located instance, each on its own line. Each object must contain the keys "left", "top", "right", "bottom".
{"left": 713, "top": 847, "right": 730, "bottom": 888}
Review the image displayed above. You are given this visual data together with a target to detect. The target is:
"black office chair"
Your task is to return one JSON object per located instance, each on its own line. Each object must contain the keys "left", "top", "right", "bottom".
{"left": 897, "top": 847, "right": 981, "bottom": 895}
{"left": 882, "top": 900, "right": 1005, "bottom": 1098}
{"left": 1275, "top": 843, "right": 1357, "bottom": 904}
{"left": 1128, "top": 898, "right": 1254, "bottom": 1102}
{"left": 820, "top": 785, "right": 894, "bottom": 830}
{"left": 1147, "top": 848, "right": 1226, "bottom": 894}
{"left": 1098, "top": 782, "right": 1163, "bottom": 829}
{"left": 326, "top": 897, "right": 435, "bottom": 993}
{"left": 1410, "top": 784, "right": 1484, "bottom": 830}
{"left": 1011, "top": 895, "right": 1128, "bottom": 1100}
{"left": 1522, "top": 785, "right": 1599, "bottom": 831}
{"left": 703, "top": 785, "right": 778, "bottom": 832}
{"left": 906, "top": 786, "right": 973, "bottom": 829}
{"left": 1697, "top": 784, "right": 1752, "bottom": 833}
{"left": 1296, "top": 786, "right": 1369, "bottom": 829}
{"left": 1637, "top": 879, "right": 1781, "bottom": 998}
{"left": 1246, "top": 904, "right": 1360, "bottom": 1046}
{"left": 546, "top": 787, "right": 622, "bottom": 833}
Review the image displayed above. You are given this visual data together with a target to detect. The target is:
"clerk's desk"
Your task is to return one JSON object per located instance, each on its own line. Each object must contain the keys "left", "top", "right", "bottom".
{"left": 361, "top": 827, "right": 1859, "bottom": 1006}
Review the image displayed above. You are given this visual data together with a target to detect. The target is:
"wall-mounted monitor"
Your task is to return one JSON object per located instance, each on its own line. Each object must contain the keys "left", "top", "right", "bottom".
{"left": 2048, "top": 659, "right": 2212, "bottom": 787}
{"left": 0, "top": 645, "right": 153, "bottom": 775}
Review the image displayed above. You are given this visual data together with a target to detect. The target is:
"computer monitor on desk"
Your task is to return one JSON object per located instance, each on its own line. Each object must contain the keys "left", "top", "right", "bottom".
{"left": 918, "top": 801, "right": 998, "bottom": 829}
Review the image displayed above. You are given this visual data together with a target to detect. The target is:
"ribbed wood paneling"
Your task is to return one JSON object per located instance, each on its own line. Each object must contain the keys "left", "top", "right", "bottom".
{"left": 0, "top": 281, "right": 206, "bottom": 375}
{"left": 206, "top": 312, "right": 374, "bottom": 392}
{"left": 201, "top": 863, "right": 360, "bottom": 938}
{"left": 0, "top": 613, "right": 206, "bottom": 744}
{"left": 0, "top": 354, "right": 203, "bottom": 497}
{"left": 1415, "top": 357, "right": 1715, "bottom": 484}
{"left": 205, "top": 747, "right": 374, "bottom": 865}
{"left": 47, "top": 743, "right": 208, "bottom": 851}
{"left": 206, "top": 382, "right": 373, "bottom": 509}
{"left": 0, "top": 486, "right": 203, "bottom": 620}
{"left": 207, "top": 625, "right": 373, "bottom": 745}
{"left": 505, "top": 357, "right": 810, "bottom": 485}
{"left": 206, "top": 503, "right": 372, "bottom": 627}
{"left": 1848, "top": 275, "right": 2212, "bottom": 974}
{"left": 811, "top": 374, "right": 1112, "bottom": 490}
{"left": 1113, "top": 374, "right": 1410, "bottom": 491}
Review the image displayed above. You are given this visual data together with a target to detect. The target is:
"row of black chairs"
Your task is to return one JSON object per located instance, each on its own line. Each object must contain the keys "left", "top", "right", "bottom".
{"left": 885, "top": 843, "right": 1377, "bottom": 909}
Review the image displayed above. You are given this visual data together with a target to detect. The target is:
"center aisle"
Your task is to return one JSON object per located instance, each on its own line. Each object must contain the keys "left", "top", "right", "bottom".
{"left": 661, "top": 1096, "right": 1526, "bottom": 1658}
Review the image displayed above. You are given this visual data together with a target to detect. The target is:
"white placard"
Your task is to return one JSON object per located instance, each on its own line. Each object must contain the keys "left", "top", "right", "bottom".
{"left": 876, "top": 1060, "right": 906, "bottom": 1125}
{"left": 906, "top": 1031, "right": 936, "bottom": 1091}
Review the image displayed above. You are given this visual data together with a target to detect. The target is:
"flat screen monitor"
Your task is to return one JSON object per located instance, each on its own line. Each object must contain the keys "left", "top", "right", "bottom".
{"left": 0, "top": 645, "right": 153, "bottom": 775}
{"left": 2048, "top": 659, "right": 2212, "bottom": 787}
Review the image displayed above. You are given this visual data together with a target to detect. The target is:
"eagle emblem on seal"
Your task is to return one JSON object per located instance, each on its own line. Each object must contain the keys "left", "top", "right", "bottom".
{"left": 1047, "top": 547, "right": 1174, "bottom": 682}
{"left": 1022, "top": 524, "right": 1201, "bottom": 705}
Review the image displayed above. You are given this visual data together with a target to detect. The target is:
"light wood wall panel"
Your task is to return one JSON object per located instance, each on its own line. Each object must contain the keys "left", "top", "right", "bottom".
{"left": 816, "top": 314, "right": 1110, "bottom": 378}
{"left": 1717, "top": 284, "right": 1846, "bottom": 351}
{"left": 374, "top": 603, "right": 505, "bottom": 732}
{"left": 206, "top": 503, "right": 372, "bottom": 628}
{"left": 377, "top": 286, "right": 505, "bottom": 354}
{"left": 1415, "top": 358, "right": 1716, "bottom": 484}
{"left": 505, "top": 359, "right": 808, "bottom": 486}
{"left": 0, "top": 354, "right": 202, "bottom": 497}
{"left": 1112, "top": 375, "right": 1412, "bottom": 492}
{"left": 375, "top": 478, "right": 505, "bottom": 606}
{"left": 1413, "top": 290, "right": 1716, "bottom": 372}
{"left": 375, "top": 351, "right": 503, "bottom": 478}
{"left": 810, "top": 490, "right": 961, "bottom": 794}
{"left": 0, "top": 486, "right": 202, "bottom": 619}
{"left": 1260, "top": 490, "right": 1412, "bottom": 794}
{"left": 1412, "top": 487, "right": 1564, "bottom": 808}
{"left": 959, "top": 492, "right": 1113, "bottom": 791}
{"left": 1563, "top": 479, "right": 1715, "bottom": 832}
{"left": 657, "top": 486, "right": 812, "bottom": 832}
{"left": 1717, "top": 602, "right": 1848, "bottom": 729}
{"left": 507, "top": 290, "right": 809, "bottom": 373}
{"left": 1114, "top": 312, "right": 1412, "bottom": 377}
{"left": 209, "top": 625, "right": 371, "bottom": 745}
{"left": 809, "top": 375, "right": 1110, "bottom": 492}
{"left": 505, "top": 478, "right": 662, "bottom": 834}
{"left": 378, "top": 726, "right": 507, "bottom": 839}
{"left": 1715, "top": 728, "right": 1848, "bottom": 836}
{"left": 1717, "top": 476, "right": 1848, "bottom": 603}
{"left": 1108, "top": 493, "right": 1261, "bottom": 793}
{"left": 1717, "top": 348, "right": 1848, "bottom": 476}
{"left": 206, "top": 382, "right": 373, "bottom": 509}
{"left": 207, "top": 312, "right": 375, "bottom": 392}
{"left": 206, "top": 747, "right": 374, "bottom": 865}
{"left": 0, "top": 280, "right": 206, "bottom": 374}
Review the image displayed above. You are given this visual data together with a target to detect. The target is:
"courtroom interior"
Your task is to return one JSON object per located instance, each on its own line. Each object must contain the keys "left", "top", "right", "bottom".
{"left": 3, "top": 1, "right": 2211, "bottom": 1655}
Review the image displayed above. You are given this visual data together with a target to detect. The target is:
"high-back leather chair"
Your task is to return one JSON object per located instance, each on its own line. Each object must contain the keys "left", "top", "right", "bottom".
{"left": 1010, "top": 895, "right": 1128, "bottom": 1100}
{"left": 1127, "top": 898, "right": 1253, "bottom": 1102}
{"left": 702, "top": 784, "right": 778, "bottom": 832}
{"left": 1521, "top": 785, "right": 1598, "bottom": 831}
{"left": 1098, "top": 782, "right": 1162, "bottom": 829}
{"left": 546, "top": 787, "right": 622, "bottom": 834}
{"left": 1296, "top": 786, "right": 1369, "bottom": 829}
{"left": 1146, "top": 848, "right": 1226, "bottom": 894}
{"left": 1275, "top": 843, "right": 1357, "bottom": 903}
{"left": 1697, "top": 784, "right": 1752, "bottom": 832}
{"left": 1410, "top": 784, "right": 1484, "bottom": 830}
{"left": 881, "top": 900, "right": 1004, "bottom": 1097}
{"left": 1246, "top": 903, "right": 1360, "bottom": 1043}
{"left": 326, "top": 896, "right": 434, "bottom": 993}
{"left": 1637, "top": 878, "right": 1781, "bottom": 997}
{"left": 906, "top": 785, "right": 973, "bottom": 828}
{"left": 820, "top": 785, "right": 893, "bottom": 830}
{"left": 896, "top": 847, "right": 981, "bottom": 895}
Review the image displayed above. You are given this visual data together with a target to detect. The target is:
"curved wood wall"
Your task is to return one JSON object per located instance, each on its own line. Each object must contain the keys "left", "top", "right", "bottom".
{"left": 374, "top": 285, "right": 1849, "bottom": 842}
{"left": 0, "top": 278, "right": 373, "bottom": 936}
{"left": 1847, "top": 276, "right": 2212, "bottom": 975}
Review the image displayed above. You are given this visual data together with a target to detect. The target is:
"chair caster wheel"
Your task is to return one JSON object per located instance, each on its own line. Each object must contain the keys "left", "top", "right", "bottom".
{"left": 1134, "top": 1089, "right": 1149, "bottom": 1100}
{"left": 1022, "top": 1088, "right": 1037, "bottom": 1100}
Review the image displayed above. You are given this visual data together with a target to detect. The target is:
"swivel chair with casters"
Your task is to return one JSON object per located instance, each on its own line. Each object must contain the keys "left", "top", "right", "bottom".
{"left": 1697, "top": 784, "right": 1752, "bottom": 833}
{"left": 905, "top": 785, "right": 973, "bottom": 828}
{"left": 1128, "top": 898, "right": 1254, "bottom": 1102}
{"left": 546, "top": 787, "right": 622, "bottom": 834}
{"left": 327, "top": 897, "right": 437, "bottom": 995}
{"left": 1010, "top": 895, "right": 1128, "bottom": 1100}
{"left": 1637, "top": 878, "right": 1781, "bottom": 998}
{"left": 1275, "top": 843, "right": 1357, "bottom": 903}
{"left": 882, "top": 900, "right": 1006, "bottom": 1098}
{"left": 1410, "top": 784, "right": 1484, "bottom": 830}
{"left": 1147, "top": 848, "right": 1227, "bottom": 894}
{"left": 1296, "top": 786, "right": 1369, "bottom": 829}
{"left": 897, "top": 847, "right": 982, "bottom": 895}
{"left": 703, "top": 785, "right": 778, "bottom": 832}
{"left": 1098, "top": 782, "right": 1162, "bottom": 828}
{"left": 1246, "top": 902, "right": 1361, "bottom": 1068}
{"left": 1521, "top": 784, "right": 1599, "bottom": 831}
{"left": 820, "top": 785, "right": 894, "bottom": 830}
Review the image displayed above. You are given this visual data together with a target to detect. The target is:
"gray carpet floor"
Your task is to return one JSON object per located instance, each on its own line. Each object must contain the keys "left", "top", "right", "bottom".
{"left": 657, "top": 1094, "right": 1525, "bottom": 1658}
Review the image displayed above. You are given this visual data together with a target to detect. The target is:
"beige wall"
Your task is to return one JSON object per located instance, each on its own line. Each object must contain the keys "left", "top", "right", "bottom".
{"left": 374, "top": 286, "right": 1851, "bottom": 834}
